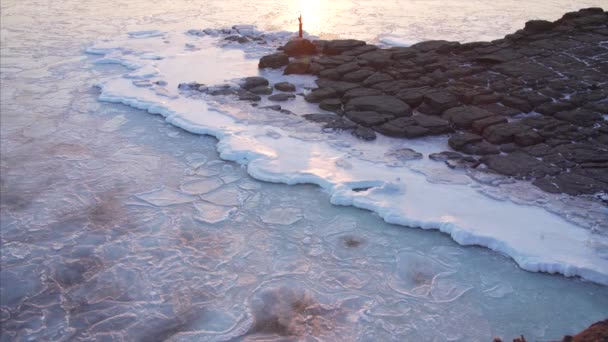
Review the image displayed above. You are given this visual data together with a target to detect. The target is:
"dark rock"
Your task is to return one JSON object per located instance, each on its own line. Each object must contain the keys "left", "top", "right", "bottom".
{"left": 442, "top": 105, "right": 495, "bottom": 129}
{"left": 460, "top": 141, "right": 501, "bottom": 155}
{"left": 448, "top": 132, "right": 483, "bottom": 150}
{"left": 282, "top": 39, "right": 317, "bottom": 56}
{"left": 472, "top": 115, "right": 508, "bottom": 134}
{"left": 524, "top": 20, "right": 555, "bottom": 33}
{"left": 352, "top": 126, "right": 377, "bottom": 141}
{"left": 554, "top": 108, "right": 603, "bottom": 127}
{"left": 411, "top": 114, "right": 453, "bottom": 134}
{"left": 260, "top": 105, "right": 282, "bottom": 111}
{"left": 555, "top": 143, "right": 608, "bottom": 164}
{"left": 274, "top": 82, "right": 296, "bottom": 92}
{"left": 483, "top": 123, "right": 528, "bottom": 144}
{"left": 249, "top": 85, "right": 273, "bottom": 95}
{"left": 429, "top": 151, "right": 464, "bottom": 162}
{"left": 375, "top": 115, "right": 452, "bottom": 138}
{"left": 319, "top": 99, "right": 342, "bottom": 112}
{"left": 236, "top": 91, "right": 261, "bottom": 102}
{"left": 422, "top": 90, "right": 460, "bottom": 113}
{"left": 315, "top": 79, "right": 360, "bottom": 95}
{"left": 284, "top": 59, "right": 310, "bottom": 75}
{"left": 479, "top": 103, "right": 521, "bottom": 117}
{"left": 305, "top": 88, "right": 338, "bottom": 103}
{"left": 342, "top": 87, "right": 384, "bottom": 102}
{"left": 395, "top": 87, "right": 429, "bottom": 107}
{"left": 342, "top": 44, "right": 378, "bottom": 56}
{"left": 523, "top": 143, "right": 554, "bottom": 157}
{"left": 535, "top": 101, "right": 576, "bottom": 115}
{"left": 319, "top": 68, "right": 341, "bottom": 80}
{"left": 345, "top": 96, "right": 412, "bottom": 116}
{"left": 259, "top": 53, "right": 289, "bottom": 69}
{"left": 345, "top": 111, "right": 394, "bottom": 126}
{"left": 324, "top": 39, "right": 366, "bottom": 55}
{"left": 362, "top": 72, "right": 394, "bottom": 87}
{"left": 533, "top": 172, "right": 608, "bottom": 195}
{"left": 358, "top": 50, "right": 394, "bottom": 68}
{"left": 411, "top": 40, "right": 460, "bottom": 53}
{"left": 303, "top": 113, "right": 357, "bottom": 130}
{"left": 241, "top": 76, "right": 269, "bottom": 90}
{"left": 501, "top": 95, "right": 532, "bottom": 113}
{"left": 514, "top": 130, "right": 544, "bottom": 147}
{"left": 225, "top": 35, "right": 249, "bottom": 44}
{"left": 481, "top": 152, "right": 561, "bottom": 179}
{"left": 342, "top": 69, "right": 375, "bottom": 82}
{"left": 268, "top": 93, "right": 295, "bottom": 102}
{"left": 385, "top": 148, "right": 423, "bottom": 161}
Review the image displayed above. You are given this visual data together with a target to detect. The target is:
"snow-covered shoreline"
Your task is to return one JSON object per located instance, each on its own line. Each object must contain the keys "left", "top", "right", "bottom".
{"left": 87, "top": 28, "right": 608, "bottom": 285}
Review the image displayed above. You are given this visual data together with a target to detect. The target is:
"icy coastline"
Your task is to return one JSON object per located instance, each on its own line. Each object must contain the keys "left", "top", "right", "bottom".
{"left": 86, "top": 26, "right": 608, "bottom": 286}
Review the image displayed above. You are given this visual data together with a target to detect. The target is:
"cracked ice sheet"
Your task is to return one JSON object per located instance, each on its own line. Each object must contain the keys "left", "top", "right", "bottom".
{"left": 89, "top": 31, "right": 608, "bottom": 285}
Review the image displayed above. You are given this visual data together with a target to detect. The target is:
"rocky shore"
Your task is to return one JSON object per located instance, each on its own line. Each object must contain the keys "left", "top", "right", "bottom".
{"left": 253, "top": 8, "right": 608, "bottom": 198}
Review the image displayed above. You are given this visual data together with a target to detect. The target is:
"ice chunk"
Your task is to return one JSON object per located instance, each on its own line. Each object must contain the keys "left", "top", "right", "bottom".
{"left": 98, "top": 115, "right": 127, "bottom": 132}
{"left": 135, "top": 187, "right": 195, "bottom": 206}
{"left": 180, "top": 178, "right": 224, "bottom": 194}
{"left": 128, "top": 30, "right": 164, "bottom": 38}
{"left": 194, "top": 202, "right": 236, "bottom": 224}
{"left": 200, "top": 185, "right": 246, "bottom": 206}
{"left": 260, "top": 207, "right": 303, "bottom": 225}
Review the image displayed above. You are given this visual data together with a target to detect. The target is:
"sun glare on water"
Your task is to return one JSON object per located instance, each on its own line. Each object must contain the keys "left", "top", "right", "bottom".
{"left": 293, "top": 0, "right": 325, "bottom": 36}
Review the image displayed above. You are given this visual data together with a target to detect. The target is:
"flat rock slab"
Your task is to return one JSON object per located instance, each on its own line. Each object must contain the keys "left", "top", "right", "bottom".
{"left": 255, "top": 7, "right": 608, "bottom": 197}
{"left": 345, "top": 96, "right": 411, "bottom": 116}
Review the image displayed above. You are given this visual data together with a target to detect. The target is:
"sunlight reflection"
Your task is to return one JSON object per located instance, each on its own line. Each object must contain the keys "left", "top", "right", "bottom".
{"left": 293, "top": 0, "right": 324, "bottom": 36}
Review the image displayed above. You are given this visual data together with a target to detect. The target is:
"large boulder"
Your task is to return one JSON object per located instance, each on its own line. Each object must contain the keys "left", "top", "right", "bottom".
{"left": 259, "top": 53, "right": 289, "bottom": 69}
{"left": 282, "top": 39, "right": 317, "bottom": 56}
{"left": 422, "top": 90, "right": 460, "bottom": 114}
{"left": 481, "top": 152, "right": 561, "bottom": 179}
{"left": 305, "top": 88, "right": 338, "bottom": 103}
{"left": 274, "top": 82, "right": 296, "bottom": 92}
{"left": 284, "top": 59, "right": 310, "bottom": 75}
{"left": 324, "top": 39, "right": 366, "bottom": 55}
{"left": 241, "top": 76, "right": 269, "bottom": 90}
{"left": 345, "top": 96, "right": 412, "bottom": 117}
{"left": 533, "top": 172, "right": 608, "bottom": 195}
{"left": 345, "top": 111, "right": 394, "bottom": 126}
{"left": 442, "top": 106, "right": 494, "bottom": 129}
{"left": 374, "top": 114, "right": 452, "bottom": 138}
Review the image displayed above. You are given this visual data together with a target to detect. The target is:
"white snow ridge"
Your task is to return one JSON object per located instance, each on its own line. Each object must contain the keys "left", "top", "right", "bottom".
{"left": 87, "top": 27, "right": 608, "bottom": 285}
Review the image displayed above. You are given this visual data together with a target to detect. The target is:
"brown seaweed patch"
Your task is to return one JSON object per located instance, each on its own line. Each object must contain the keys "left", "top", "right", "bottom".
{"left": 248, "top": 287, "right": 333, "bottom": 338}
{"left": 342, "top": 235, "right": 364, "bottom": 248}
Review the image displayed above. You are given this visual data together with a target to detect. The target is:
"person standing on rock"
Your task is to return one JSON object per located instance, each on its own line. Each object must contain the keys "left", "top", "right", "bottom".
{"left": 298, "top": 15, "right": 303, "bottom": 38}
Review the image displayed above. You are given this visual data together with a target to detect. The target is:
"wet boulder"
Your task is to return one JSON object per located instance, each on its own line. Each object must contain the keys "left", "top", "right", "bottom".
{"left": 305, "top": 88, "right": 338, "bottom": 103}
{"left": 352, "top": 126, "right": 377, "bottom": 141}
{"left": 268, "top": 93, "right": 295, "bottom": 102}
{"left": 282, "top": 39, "right": 317, "bottom": 56}
{"left": 284, "top": 59, "right": 311, "bottom": 75}
{"left": 241, "top": 76, "right": 269, "bottom": 90}
{"left": 249, "top": 85, "right": 273, "bottom": 95}
{"left": 274, "top": 82, "right": 296, "bottom": 92}
{"left": 345, "top": 95, "right": 411, "bottom": 117}
{"left": 324, "top": 39, "right": 366, "bottom": 55}
{"left": 442, "top": 105, "right": 494, "bottom": 129}
{"left": 259, "top": 52, "right": 289, "bottom": 69}
{"left": 319, "top": 99, "right": 343, "bottom": 113}
{"left": 345, "top": 111, "right": 394, "bottom": 126}
{"left": 481, "top": 152, "right": 561, "bottom": 179}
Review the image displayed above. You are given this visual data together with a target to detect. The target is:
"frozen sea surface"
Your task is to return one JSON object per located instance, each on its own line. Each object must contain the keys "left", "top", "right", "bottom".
{"left": 2, "top": 0, "right": 608, "bottom": 341}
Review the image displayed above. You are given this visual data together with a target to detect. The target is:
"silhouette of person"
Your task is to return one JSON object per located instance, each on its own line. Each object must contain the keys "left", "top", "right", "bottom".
{"left": 298, "top": 15, "right": 303, "bottom": 38}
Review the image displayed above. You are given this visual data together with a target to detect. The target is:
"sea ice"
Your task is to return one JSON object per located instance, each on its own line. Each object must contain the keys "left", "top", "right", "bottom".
{"left": 87, "top": 25, "right": 608, "bottom": 286}
{"left": 135, "top": 187, "right": 195, "bottom": 206}
{"left": 193, "top": 201, "right": 237, "bottom": 224}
